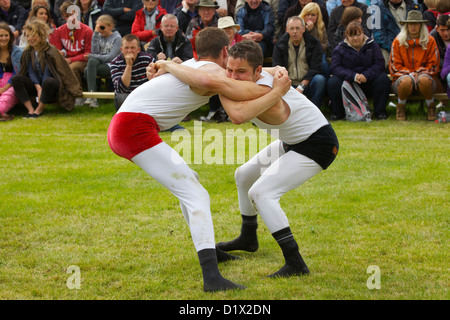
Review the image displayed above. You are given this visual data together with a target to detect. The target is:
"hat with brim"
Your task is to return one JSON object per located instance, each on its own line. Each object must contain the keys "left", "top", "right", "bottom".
{"left": 400, "top": 10, "right": 428, "bottom": 24}
{"left": 218, "top": 16, "right": 240, "bottom": 31}
{"left": 195, "top": 0, "right": 219, "bottom": 9}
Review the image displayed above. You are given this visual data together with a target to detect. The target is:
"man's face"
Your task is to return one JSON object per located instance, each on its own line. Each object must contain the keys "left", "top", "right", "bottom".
{"left": 246, "top": 0, "right": 262, "bottom": 10}
{"left": 299, "top": 0, "right": 312, "bottom": 7}
{"left": 226, "top": 57, "right": 261, "bottom": 82}
{"left": 286, "top": 19, "right": 305, "bottom": 44}
{"left": 121, "top": 39, "right": 140, "bottom": 58}
{"left": 436, "top": 24, "right": 450, "bottom": 42}
{"left": 341, "top": 0, "right": 354, "bottom": 7}
{"left": 198, "top": 7, "right": 216, "bottom": 24}
{"left": 161, "top": 18, "right": 178, "bottom": 40}
{"left": 0, "top": 0, "right": 10, "bottom": 9}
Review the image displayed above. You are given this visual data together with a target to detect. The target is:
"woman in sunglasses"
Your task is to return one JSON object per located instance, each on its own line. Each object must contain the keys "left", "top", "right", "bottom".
{"left": 84, "top": 14, "right": 122, "bottom": 108}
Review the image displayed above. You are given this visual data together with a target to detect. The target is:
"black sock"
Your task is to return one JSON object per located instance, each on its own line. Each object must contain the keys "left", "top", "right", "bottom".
{"left": 216, "top": 215, "right": 259, "bottom": 252}
{"left": 269, "top": 227, "right": 309, "bottom": 278}
{"left": 197, "top": 249, "right": 245, "bottom": 292}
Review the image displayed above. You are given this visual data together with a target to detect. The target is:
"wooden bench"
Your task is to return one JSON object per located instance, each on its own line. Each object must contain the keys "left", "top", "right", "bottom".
{"left": 81, "top": 91, "right": 448, "bottom": 101}
{"left": 388, "top": 93, "right": 448, "bottom": 101}
{"left": 82, "top": 92, "right": 114, "bottom": 99}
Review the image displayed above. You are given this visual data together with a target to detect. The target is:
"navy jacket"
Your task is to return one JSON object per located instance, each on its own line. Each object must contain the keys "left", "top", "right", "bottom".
{"left": 102, "top": 0, "right": 143, "bottom": 36}
{"left": 147, "top": 29, "right": 193, "bottom": 62}
{"left": 0, "top": 1, "right": 27, "bottom": 33}
{"left": 330, "top": 37, "right": 385, "bottom": 82}
{"left": 272, "top": 31, "right": 323, "bottom": 81}
{"left": 236, "top": 1, "right": 275, "bottom": 43}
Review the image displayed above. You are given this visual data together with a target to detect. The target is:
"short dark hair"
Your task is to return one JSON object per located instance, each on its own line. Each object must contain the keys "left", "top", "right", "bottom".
{"left": 227, "top": 40, "right": 263, "bottom": 71}
{"left": 436, "top": 14, "right": 449, "bottom": 27}
{"left": 195, "top": 27, "right": 229, "bottom": 59}
{"left": 122, "top": 34, "right": 140, "bottom": 46}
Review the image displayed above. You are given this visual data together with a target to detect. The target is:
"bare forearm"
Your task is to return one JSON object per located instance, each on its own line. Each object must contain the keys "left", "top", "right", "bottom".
{"left": 121, "top": 65, "right": 132, "bottom": 87}
{"left": 163, "top": 61, "right": 268, "bottom": 99}
{"left": 220, "top": 86, "right": 284, "bottom": 124}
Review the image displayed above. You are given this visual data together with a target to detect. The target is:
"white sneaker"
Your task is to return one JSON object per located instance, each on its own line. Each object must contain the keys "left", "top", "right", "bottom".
{"left": 75, "top": 98, "right": 85, "bottom": 106}
{"left": 84, "top": 98, "right": 93, "bottom": 105}
{"left": 89, "top": 98, "right": 99, "bottom": 108}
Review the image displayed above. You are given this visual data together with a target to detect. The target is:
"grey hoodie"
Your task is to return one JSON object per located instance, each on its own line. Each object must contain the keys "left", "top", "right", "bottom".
{"left": 89, "top": 30, "right": 122, "bottom": 65}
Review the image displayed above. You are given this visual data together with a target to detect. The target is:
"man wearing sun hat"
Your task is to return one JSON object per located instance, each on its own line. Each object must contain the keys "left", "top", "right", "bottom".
{"left": 186, "top": 0, "right": 220, "bottom": 58}
{"left": 389, "top": 10, "right": 442, "bottom": 121}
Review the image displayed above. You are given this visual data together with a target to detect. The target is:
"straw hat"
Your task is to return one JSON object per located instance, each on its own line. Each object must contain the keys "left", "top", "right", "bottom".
{"left": 218, "top": 16, "right": 240, "bottom": 31}
{"left": 195, "top": 0, "right": 219, "bottom": 9}
{"left": 400, "top": 10, "right": 428, "bottom": 24}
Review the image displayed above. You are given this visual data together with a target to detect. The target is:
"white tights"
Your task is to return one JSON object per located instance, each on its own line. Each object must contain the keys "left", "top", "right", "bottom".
{"left": 132, "top": 142, "right": 215, "bottom": 252}
{"left": 235, "top": 140, "right": 323, "bottom": 234}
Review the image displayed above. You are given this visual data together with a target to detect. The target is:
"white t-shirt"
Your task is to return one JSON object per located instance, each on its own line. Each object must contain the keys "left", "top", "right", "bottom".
{"left": 118, "top": 59, "right": 213, "bottom": 131}
{"left": 251, "top": 71, "right": 329, "bottom": 145}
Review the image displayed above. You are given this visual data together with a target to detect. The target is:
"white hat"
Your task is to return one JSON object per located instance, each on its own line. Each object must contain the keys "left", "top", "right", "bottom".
{"left": 218, "top": 16, "right": 240, "bottom": 31}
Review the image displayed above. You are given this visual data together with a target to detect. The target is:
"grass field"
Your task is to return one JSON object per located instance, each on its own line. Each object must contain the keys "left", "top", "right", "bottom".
{"left": 0, "top": 101, "right": 448, "bottom": 301}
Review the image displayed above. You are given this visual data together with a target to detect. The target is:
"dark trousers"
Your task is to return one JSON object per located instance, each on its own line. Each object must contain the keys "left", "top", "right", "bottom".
{"left": 327, "top": 73, "right": 391, "bottom": 118}
{"left": 11, "top": 75, "right": 60, "bottom": 105}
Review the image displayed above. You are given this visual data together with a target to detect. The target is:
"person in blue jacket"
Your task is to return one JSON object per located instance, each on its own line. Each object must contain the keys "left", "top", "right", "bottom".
{"left": 102, "top": 0, "right": 143, "bottom": 36}
{"left": 235, "top": 0, "right": 275, "bottom": 56}
{"left": 327, "top": 22, "right": 391, "bottom": 120}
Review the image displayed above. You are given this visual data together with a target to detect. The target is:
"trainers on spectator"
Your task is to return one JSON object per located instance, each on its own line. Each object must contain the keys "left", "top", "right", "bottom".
{"left": 89, "top": 98, "right": 99, "bottom": 108}
{"left": 75, "top": 98, "right": 85, "bottom": 106}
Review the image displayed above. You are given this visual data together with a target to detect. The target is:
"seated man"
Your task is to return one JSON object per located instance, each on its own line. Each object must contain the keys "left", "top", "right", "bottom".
{"left": 272, "top": 16, "right": 326, "bottom": 108}
{"left": 102, "top": 0, "right": 143, "bottom": 36}
{"left": 146, "top": 14, "right": 193, "bottom": 64}
{"left": 389, "top": 10, "right": 442, "bottom": 121}
{"left": 51, "top": 1, "right": 93, "bottom": 102}
{"left": 0, "top": 0, "right": 27, "bottom": 40}
{"left": 235, "top": 0, "right": 275, "bottom": 56}
{"left": 185, "top": 0, "right": 220, "bottom": 59}
{"left": 430, "top": 14, "right": 450, "bottom": 71}
{"left": 110, "top": 34, "right": 154, "bottom": 111}
{"left": 173, "top": 0, "right": 199, "bottom": 33}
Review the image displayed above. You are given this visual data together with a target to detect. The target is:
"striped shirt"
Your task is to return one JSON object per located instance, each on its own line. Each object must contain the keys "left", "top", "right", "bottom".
{"left": 110, "top": 51, "right": 154, "bottom": 93}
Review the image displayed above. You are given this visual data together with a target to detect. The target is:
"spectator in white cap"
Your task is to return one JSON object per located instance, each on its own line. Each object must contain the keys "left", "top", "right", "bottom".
{"left": 218, "top": 16, "right": 243, "bottom": 47}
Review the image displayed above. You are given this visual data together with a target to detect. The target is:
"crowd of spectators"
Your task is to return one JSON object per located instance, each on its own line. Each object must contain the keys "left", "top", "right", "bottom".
{"left": 0, "top": 0, "right": 449, "bottom": 122}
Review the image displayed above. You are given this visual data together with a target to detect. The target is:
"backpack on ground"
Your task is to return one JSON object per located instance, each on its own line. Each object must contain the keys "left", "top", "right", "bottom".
{"left": 341, "top": 81, "right": 371, "bottom": 122}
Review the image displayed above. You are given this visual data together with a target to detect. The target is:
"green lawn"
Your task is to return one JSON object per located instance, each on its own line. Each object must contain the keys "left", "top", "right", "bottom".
{"left": 0, "top": 101, "right": 448, "bottom": 300}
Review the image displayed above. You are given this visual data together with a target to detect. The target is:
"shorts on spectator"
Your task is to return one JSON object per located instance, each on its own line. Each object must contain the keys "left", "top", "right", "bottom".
{"left": 392, "top": 73, "right": 436, "bottom": 95}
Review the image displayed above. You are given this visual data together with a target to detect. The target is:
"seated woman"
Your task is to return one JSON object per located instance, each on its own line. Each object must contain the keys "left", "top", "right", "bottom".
{"left": 299, "top": 2, "right": 330, "bottom": 78}
{"left": 11, "top": 19, "right": 82, "bottom": 118}
{"left": 389, "top": 10, "right": 442, "bottom": 121}
{"left": 19, "top": 4, "right": 57, "bottom": 48}
{"left": 84, "top": 14, "right": 122, "bottom": 108}
{"left": 329, "top": 6, "right": 367, "bottom": 52}
{"left": 0, "top": 23, "right": 22, "bottom": 122}
{"left": 327, "top": 22, "right": 391, "bottom": 120}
